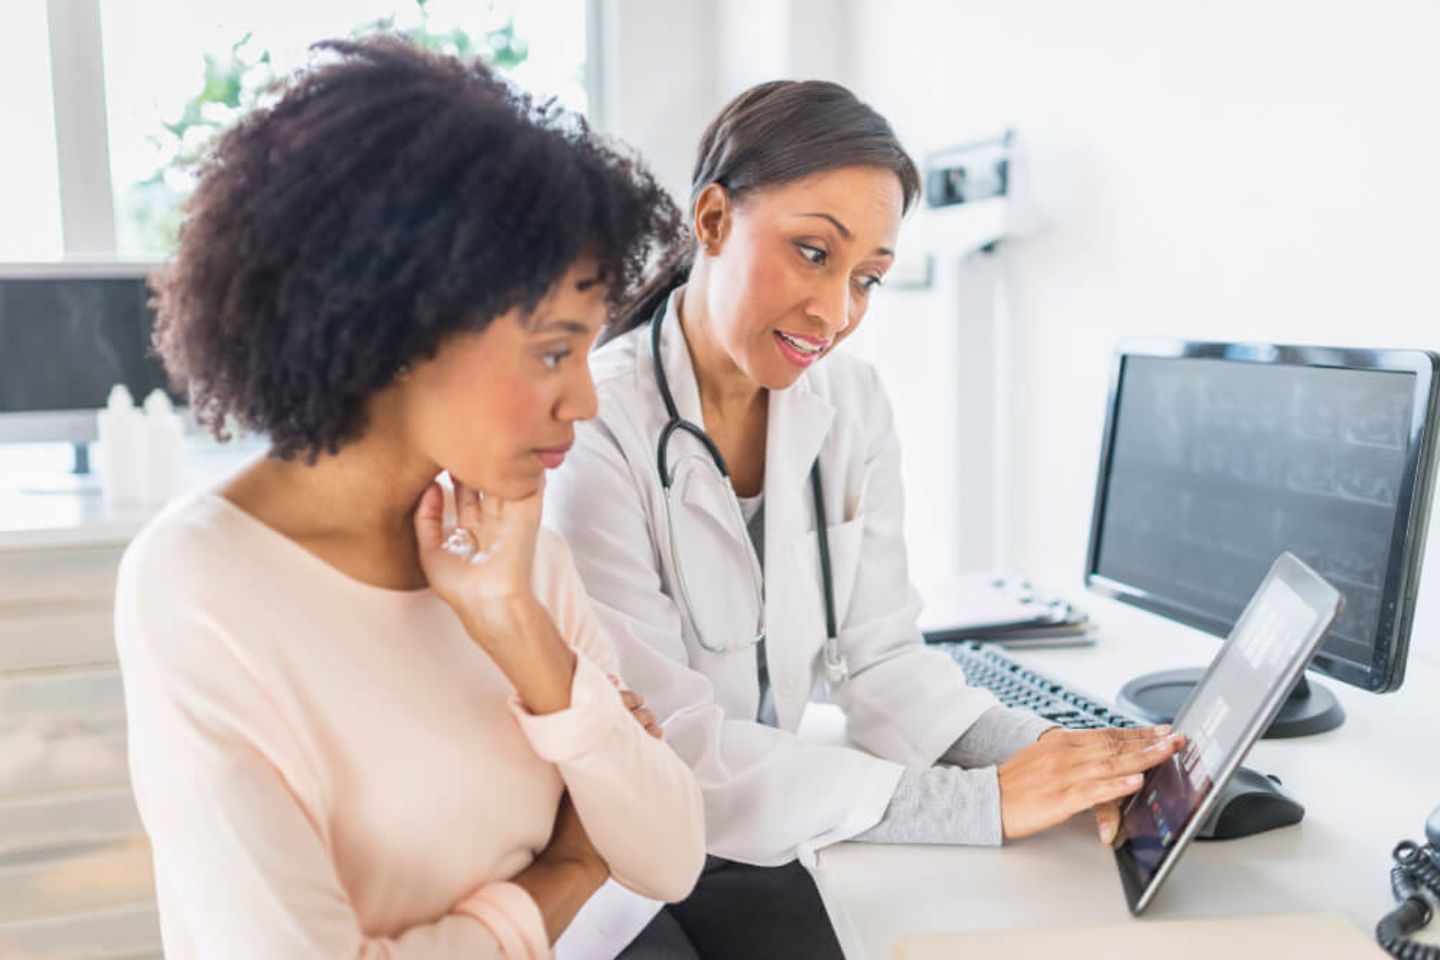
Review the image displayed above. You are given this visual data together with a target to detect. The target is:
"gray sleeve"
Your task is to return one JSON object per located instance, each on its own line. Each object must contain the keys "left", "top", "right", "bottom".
{"left": 848, "top": 707, "right": 1056, "bottom": 847}
{"left": 849, "top": 765, "right": 1004, "bottom": 846}
{"left": 941, "top": 705, "right": 1057, "bottom": 769}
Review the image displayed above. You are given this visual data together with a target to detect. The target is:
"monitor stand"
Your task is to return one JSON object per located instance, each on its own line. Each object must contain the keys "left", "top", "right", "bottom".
{"left": 1116, "top": 668, "right": 1345, "bottom": 739}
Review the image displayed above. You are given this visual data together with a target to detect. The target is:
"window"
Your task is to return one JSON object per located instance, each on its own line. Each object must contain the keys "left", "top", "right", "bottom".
{"left": 97, "top": 0, "right": 589, "bottom": 255}
{"left": 0, "top": 0, "right": 63, "bottom": 260}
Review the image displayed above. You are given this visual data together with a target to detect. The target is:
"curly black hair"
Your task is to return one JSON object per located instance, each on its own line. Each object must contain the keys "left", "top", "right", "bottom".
{"left": 152, "top": 35, "right": 682, "bottom": 461}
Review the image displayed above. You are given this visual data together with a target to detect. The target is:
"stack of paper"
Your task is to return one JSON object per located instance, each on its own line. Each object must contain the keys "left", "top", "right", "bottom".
{"left": 916, "top": 573, "right": 1095, "bottom": 648}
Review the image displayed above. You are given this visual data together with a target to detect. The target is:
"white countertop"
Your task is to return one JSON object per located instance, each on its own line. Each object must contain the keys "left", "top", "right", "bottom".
{"left": 0, "top": 439, "right": 262, "bottom": 550}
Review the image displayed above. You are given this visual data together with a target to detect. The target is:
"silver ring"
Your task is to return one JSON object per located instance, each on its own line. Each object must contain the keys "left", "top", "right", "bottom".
{"left": 442, "top": 528, "right": 478, "bottom": 558}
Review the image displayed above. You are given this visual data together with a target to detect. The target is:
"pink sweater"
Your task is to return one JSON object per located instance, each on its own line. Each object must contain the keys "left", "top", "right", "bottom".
{"left": 115, "top": 493, "right": 705, "bottom": 959}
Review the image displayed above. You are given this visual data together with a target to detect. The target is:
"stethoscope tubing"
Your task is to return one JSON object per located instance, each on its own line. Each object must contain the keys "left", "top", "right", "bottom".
{"left": 648, "top": 298, "right": 848, "bottom": 683}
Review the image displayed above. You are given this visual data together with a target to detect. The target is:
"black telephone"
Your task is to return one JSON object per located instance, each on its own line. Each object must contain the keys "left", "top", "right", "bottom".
{"left": 1378, "top": 804, "right": 1440, "bottom": 959}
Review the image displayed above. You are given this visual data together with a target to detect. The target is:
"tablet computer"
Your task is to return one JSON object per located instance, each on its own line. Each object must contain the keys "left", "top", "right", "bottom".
{"left": 1113, "top": 552, "right": 1343, "bottom": 915}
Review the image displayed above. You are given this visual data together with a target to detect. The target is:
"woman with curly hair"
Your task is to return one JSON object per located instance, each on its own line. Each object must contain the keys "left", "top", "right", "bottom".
{"left": 115, "top": 37, "right": 704, "bottom": 959}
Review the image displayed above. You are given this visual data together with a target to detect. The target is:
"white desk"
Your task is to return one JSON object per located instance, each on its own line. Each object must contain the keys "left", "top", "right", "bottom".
{"left": 809, "top": 597, "right": 1440, "bottom": 960}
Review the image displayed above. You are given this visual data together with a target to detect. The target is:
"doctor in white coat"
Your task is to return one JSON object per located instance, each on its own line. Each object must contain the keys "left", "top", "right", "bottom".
{"left": 548, "top": 80, "right": 1184, "bottom": 960}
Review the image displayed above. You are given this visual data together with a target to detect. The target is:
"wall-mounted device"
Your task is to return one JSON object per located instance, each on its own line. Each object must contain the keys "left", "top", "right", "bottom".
{"left": 915, "top": 130, "right": 1015, "bottom": 261}
{"left": 904, "top": 130, "right": 1024, "bottom": 575}
{"left": 925, "top": 130, "right": 1013, "bottom": 210}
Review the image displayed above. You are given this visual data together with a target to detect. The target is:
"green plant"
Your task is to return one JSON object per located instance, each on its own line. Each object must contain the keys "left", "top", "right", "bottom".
{"left": 124, "top": 0, "right": 531, "bottom": 254}
{"left": 353, "top": 0, "right": 529, "bottom": 65}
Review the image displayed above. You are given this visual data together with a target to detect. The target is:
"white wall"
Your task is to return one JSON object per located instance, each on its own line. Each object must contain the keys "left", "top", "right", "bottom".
{"left": 594, "top": 0, "right": 853, "bottom": 204}
{"left": 843, "top": 0, "right": 1440, "bottom": 669}
{"left": 590, "top": 0, "right": 716, "bottom": 203}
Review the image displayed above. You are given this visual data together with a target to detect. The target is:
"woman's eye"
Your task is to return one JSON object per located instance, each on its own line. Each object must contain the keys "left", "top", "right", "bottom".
{"left": 541, "top": 349, "right": 571, "bottom": 370}
{"left": 857, "top": 274, "right": 884, "bottom": 292}
{"left": 797, "top": 243, "right": 827, "bottom": 266}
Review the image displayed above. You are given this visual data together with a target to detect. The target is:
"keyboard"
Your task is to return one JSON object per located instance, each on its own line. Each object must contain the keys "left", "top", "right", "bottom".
{"left": 941, "top": 641, "right": 1141, "bottom": 730}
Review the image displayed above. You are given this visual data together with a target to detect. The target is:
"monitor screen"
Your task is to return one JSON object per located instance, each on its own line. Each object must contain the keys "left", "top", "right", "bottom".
{"left": 1087, "top": 345, "right": 1438, "bottom": 692}
{"left": 0, "top": 274, "right": 178, "bottom": 415}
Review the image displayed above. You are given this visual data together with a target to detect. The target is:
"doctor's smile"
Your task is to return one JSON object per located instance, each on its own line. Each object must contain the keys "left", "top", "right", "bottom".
{"left": 773, "top": 329, "right": 830, "bottom": 367}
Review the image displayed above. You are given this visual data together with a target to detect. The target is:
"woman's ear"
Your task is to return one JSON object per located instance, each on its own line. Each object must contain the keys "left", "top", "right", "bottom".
{"left": 692, "top": 182, "right": 731, "bottom": 255}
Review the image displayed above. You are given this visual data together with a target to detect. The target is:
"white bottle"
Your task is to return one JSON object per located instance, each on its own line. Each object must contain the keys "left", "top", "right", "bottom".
{"left": 141, "top": 389, "right": 185, "bottom": 505}
{"left": 96, "top": 385, "right": 143, "bottom": 505}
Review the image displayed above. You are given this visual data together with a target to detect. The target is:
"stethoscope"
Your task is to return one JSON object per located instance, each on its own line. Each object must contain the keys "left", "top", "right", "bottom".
{"left": 650, "top": 299, "right": 850, "bottom": 686}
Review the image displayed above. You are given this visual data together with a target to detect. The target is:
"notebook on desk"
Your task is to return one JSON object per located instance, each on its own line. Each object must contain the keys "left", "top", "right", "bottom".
{"left": 892, "top": 913, "right": 1382, "bottom": 960}
{"left": 916, "top": 572, "right": 1094, "bottom": 647}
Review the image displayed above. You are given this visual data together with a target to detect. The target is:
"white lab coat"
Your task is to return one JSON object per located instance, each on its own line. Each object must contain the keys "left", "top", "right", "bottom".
{"left": 547, "top": 289, "right": 1001, "bottom": 952}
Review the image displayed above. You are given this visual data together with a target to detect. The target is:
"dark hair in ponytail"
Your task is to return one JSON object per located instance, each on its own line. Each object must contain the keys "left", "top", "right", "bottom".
{"left": 604, "top": 79, "right": 921, "bottom": 344}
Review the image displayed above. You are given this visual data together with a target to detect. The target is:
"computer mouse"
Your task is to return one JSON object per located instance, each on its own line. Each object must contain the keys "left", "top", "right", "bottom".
{"left": 1197, "top": 767, "right": 1305, "bottom": 841}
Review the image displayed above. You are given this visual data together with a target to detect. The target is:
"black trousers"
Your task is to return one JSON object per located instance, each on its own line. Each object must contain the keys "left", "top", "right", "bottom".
{"left": 618, "top": 856, "right": 846, "bottom": 960}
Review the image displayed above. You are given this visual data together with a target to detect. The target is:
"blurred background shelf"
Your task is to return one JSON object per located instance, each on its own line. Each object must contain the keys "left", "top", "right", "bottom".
{"left": 0, "top": 492, "right": 163, "bottom": 959}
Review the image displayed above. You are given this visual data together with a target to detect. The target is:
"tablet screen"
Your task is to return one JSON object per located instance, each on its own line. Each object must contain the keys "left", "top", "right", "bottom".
{"left": 1114, "top": 561, "right": 1339, "bottom": 907}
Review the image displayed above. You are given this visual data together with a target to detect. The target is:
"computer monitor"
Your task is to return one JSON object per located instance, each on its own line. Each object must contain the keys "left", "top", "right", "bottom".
{"left": 1084, "top": 340, "right": 1440, "bottom": 738}
{"left": 0, "top": 261, "right": 179, "bottom": 454}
